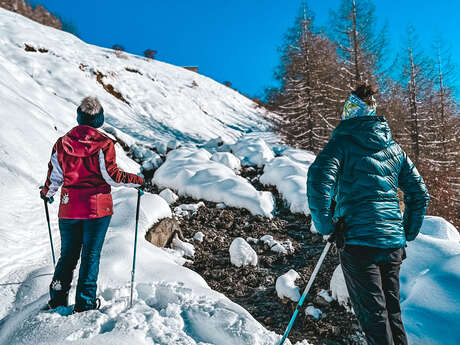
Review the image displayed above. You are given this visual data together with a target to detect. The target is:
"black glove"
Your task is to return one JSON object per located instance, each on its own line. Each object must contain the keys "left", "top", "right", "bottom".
{"left": 329, "top": 217, "right": 346, "bottom": 248}
{"left": 39, "top": 186, "right": 54, "bottom": 203}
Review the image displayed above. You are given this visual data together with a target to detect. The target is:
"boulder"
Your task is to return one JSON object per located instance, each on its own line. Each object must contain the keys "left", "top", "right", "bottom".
{"left": 145, "top": 217, "right": 182, "bottom": 248}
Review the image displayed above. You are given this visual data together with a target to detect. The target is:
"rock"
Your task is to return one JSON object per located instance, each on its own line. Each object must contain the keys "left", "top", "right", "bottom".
{"left": 145, "top": 217, "right": 182, "bottom": 248}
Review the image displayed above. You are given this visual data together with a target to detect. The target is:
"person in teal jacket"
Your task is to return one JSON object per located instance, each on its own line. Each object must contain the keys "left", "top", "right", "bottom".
{"left": 307, "top": 84, "right": 430, "bottom": 345}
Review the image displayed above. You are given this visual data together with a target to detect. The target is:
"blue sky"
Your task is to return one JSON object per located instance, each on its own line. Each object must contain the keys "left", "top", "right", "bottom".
{"left": 31, "top": 0, "right": 460, "bottom": 98}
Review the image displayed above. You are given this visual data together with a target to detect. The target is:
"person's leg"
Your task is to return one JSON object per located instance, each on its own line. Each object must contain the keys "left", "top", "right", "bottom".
{"left": 49, "top": 219, "right": 83, "bottom": 308}
{"left": 340, "top": 246, "right": 394, "bottom": 345}
{"left": 74, "top": 216, "right": 111, "bottom": 312}
{"left": 380, "top": 249, "right": 408, "bottom": 345}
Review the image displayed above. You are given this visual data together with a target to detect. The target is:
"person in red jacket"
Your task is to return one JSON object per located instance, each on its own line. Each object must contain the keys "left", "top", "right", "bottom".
{"left": 40, "top": 96, "right": 143, "bottom": 312}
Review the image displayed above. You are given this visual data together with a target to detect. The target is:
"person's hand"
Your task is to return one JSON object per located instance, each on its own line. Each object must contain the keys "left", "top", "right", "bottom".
{"left": 39, "top": 186, "right": 54, "bottom": 204}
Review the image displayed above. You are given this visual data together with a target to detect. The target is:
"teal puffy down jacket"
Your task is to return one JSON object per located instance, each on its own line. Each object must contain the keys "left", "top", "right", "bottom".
{"left": 307, "top": 116, "right": 430, "bottom": 248}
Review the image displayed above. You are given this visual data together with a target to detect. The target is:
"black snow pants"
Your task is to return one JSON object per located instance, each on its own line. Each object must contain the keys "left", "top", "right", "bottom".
{"left": 340, "top": 245, "right": 408, "bottom": 345}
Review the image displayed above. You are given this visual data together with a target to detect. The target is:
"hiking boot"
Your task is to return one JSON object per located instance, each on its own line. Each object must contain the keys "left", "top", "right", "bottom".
{"left": 73, "top": 298, "right": 101, "bottom": 313}
{"left": 45, "top": 294, "right": 69, "bottom": 310}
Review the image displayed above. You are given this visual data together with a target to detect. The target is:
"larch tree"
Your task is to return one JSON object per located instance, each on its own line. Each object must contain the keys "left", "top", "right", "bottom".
{"left": 328, "top": 0, "right": 388, "bottom": 86}
{"left": 268, "top": 4, "right": 347, "bottom": 153}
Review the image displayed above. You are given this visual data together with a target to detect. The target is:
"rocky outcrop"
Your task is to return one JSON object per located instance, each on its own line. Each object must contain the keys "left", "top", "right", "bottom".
{"left": 145, "top": 217, "right": 182, "bottom": 248}
{"left": 0, "top": 0, "right": 62, "bottom": 29}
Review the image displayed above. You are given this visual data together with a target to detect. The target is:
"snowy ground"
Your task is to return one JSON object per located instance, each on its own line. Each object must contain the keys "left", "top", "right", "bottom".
{"left": 0, "top": 8, "right": 286, "bottom": 345}
{"left": 330, "top": 216, "right": 460, "bottom": 345}
{"left": 1, "top": 7, "right": 459, "bottom": 345}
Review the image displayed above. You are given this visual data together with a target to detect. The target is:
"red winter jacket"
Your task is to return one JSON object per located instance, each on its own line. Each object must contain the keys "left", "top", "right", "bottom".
{"left": 41, "top": 125, "right": 143, "bottom": 219}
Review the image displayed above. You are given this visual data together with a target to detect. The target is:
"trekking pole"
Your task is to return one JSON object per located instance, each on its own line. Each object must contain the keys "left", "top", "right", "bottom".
{"left": 278, "top": 239, "right": 333, "bottom": 345}
{"left": 40, "top": 187, "right": 56, "bottom": 267}
{"left": 129, "top": 188, "right": 143, "bottom": 308}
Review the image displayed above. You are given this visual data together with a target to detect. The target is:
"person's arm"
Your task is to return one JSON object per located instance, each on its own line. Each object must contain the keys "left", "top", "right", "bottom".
{"left": 41, "top": 141, "right": 63, "bottom": 199}
{"left": 398, "top": 152, "right": 430, "bottom": 241}
{"left": 99, "top": 140, "right": 144, "bottom": 187}
{"left": 307, "top": 137, "right": 343, "bottom": 235}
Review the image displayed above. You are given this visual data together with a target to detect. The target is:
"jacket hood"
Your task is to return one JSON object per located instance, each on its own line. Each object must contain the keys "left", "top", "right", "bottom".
{"left": 332, "top": 116, "right": 392, "bottom": 150}
{"left": 61, "top": 125, "right": 109, "bottom": 157}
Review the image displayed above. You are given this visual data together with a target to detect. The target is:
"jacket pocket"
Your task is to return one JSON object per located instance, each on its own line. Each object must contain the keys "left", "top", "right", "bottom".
{"left": 95, "top": 193, "right": 113, "bottom": 218}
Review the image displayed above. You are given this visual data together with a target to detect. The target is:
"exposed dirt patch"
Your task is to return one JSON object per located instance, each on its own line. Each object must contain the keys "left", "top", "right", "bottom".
{"left": 93, "top": 70, "right": 130, "bottom": 105}
{"left": 24, "top": 44, "right": 48, "bottom": 53}
{"left": 125, "top": 67, "right": 143, "bottom": 75}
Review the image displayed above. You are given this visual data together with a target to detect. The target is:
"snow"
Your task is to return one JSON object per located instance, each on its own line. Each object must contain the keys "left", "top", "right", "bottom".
{"left": 231, "top": 136, "right": 275, "bottom": 167}
{"left": 1, "top": 7, "right": 458, "bottom": 345}
{"left": 174, "top": 201, "right": 205, "bottom": 217}
{"left": 131, "top": 145, "right": 163, "bottom": 172}
{"left": 329, "top": 217, "right": 460, "bottom": 345}
{"left": 317, "top": 289, "right": 333, "bottom": 303}
{"left": 210, "top": 152, "right": 241, "bottom": 172}
{"left": 260, "top": 148, "right": 316, "bottom": 217}
{"left": 0, "top": 9, "right": 284, "bottom": 345}
{"left": 259, "top": 235, "right": 294, "bottom": 254}
{"left": 193, "top": 232, "right": 204, "bottom": 242}
{"left": 159, "top": 188, "right": 179, "bottom": 205}
{"left": 153, "top": 148, "right": 275, "bottom": 218}
{"left": 171, "top": 237, "right": 195, "bottom": 258}
{"left": 229, "top": 237, "right": 258, "bottom": 267}
{"left": 0, "top": 10, "right": 272, "bottom": 147}
{"left": 329, "top": 265, "right": 351, "bottom": 312}
{"left": 275, "top": 269, "right": 301, "bottom": 302}
{"left": 305, "top": 306, "right": 322, "bottom": 320}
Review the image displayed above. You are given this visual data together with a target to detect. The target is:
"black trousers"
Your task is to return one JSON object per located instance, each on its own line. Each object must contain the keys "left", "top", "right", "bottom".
{"left": 340, "top": 245, "right": 408, "bottom": 345}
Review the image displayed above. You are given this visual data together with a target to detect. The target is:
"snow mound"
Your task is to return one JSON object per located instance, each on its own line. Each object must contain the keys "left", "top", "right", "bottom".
{"left": 210, "top": 152, "right": 241, "bottom": 172}
{"left": 330, "top": 217, "right": 460, "bottom": 345}
{"left": 229, "top": 237, "right": 258, "bottom": 267}
{"left": 231, "top": 136, "right": 275, "bottom": 167}
{"left": 159, "top": 188, "right": 179, "bottom": 205}
{"left": 419, "top": 216, "right": 460, "bottom": 241}
{"left": 275, "top": 269, "right": 301, "bottom": 302}
{"left": 260, "top": 148, "right": 315, "bottom": 216}
{"left": 153, "top": 148, "right": 274, "bottom": 217}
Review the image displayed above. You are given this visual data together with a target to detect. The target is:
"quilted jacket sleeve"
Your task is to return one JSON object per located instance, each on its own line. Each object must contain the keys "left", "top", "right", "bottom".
{"left": 99, "top": 140, "right": 144, "bottom": 187}
{"left": 307, "top": 136, "right": 343, "bottom": 235}
{"left": 398, "top": 152, "right": 430, "bottom": 241}
{"left": 41, "top": 140, "right": 64, "bottom": 198}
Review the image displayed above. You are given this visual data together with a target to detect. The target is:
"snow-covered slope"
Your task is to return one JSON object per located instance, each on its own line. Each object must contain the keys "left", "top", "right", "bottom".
{"left": 0, "top": 8, "right": 286, "bottom": 345}
{"left": 0, "top": 9, "right": 272, "bottom": 146}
